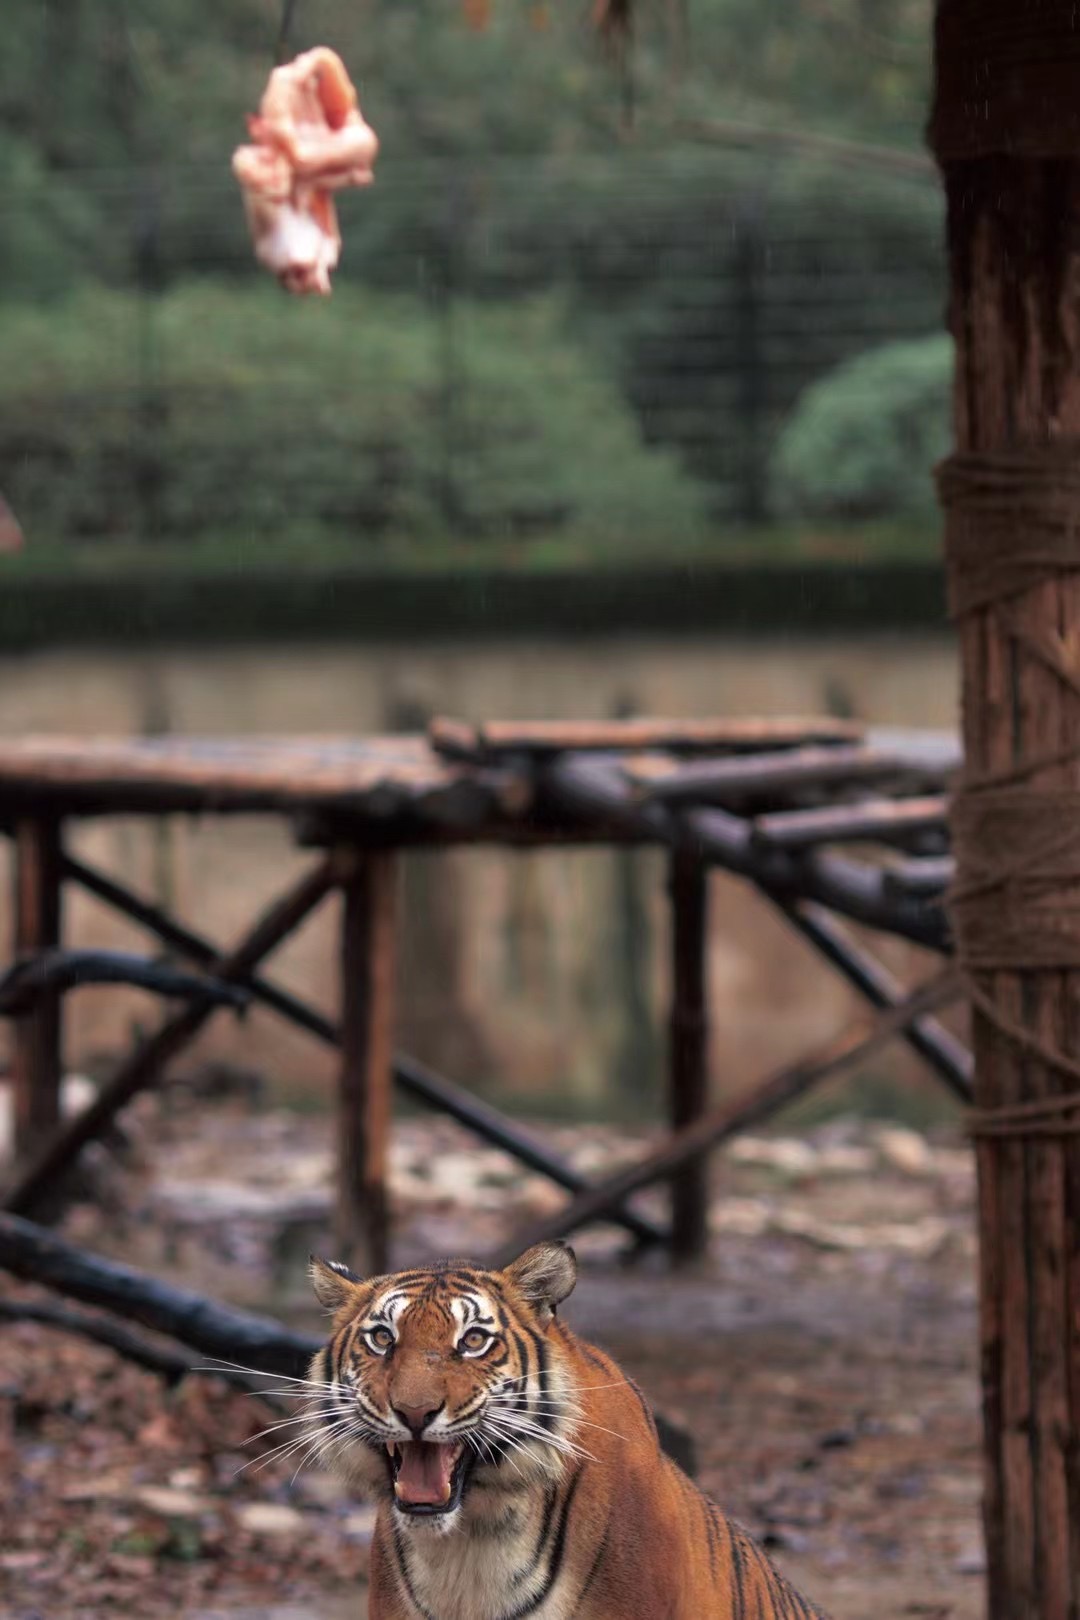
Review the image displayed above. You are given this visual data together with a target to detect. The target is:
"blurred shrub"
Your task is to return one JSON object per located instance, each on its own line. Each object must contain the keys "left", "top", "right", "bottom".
{"left": 0, "top": 139, "right": 107, "bottom": 299}
{"left": 770, "top": 334, "right": 951, "bottom": 521}
{"left": 0, "top": 282, "right": 707, "bottom": 544}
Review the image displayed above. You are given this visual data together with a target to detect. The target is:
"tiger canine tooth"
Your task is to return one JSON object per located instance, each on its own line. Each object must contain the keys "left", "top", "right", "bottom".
{"left": 387, "top": 1441, "right": 396, "bottom": 1457}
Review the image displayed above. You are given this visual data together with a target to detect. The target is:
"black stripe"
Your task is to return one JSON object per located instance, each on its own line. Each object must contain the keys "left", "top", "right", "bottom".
{"left": 575, "top": 1512, "right": 612, "bottom": 1606}
{"left": 391, "top": 1525, "right": 437, "bottom": 1620}
{"left": 728, "top": 1519, "right": 747, "bottom": 1620}
{"left": 530, "top": 1330, "right": 556, "bottom": 1431}
{"left": 701, "top": 1496, "right": 720, "bottom": 1582}
{"left": 510, "top": 1482, "right": 559, "bottom": 1589}
{"left": 502, "top": 1466, "right": 584, "bottom": 1619}
{"left": 623, "top": 1374, "right": 658, "bottom": 1440}
{"left": 577, "top": 1339, "right": 608, "bottom": 1374}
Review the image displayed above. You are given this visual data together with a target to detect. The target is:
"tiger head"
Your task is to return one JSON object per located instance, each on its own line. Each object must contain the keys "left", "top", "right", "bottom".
{"left": 306, "top": 1241, "right": 581, "bottom": 1530}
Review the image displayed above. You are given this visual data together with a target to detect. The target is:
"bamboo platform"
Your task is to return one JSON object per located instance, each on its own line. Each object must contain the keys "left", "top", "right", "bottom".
{"left": 0, "top": 716, "right": 967, "bottom": 1270}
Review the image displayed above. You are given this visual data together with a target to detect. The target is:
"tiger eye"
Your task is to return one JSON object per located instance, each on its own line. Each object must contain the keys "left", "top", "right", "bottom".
{"left": 460, "top": 1328, "right": 491, "bottom": 1353}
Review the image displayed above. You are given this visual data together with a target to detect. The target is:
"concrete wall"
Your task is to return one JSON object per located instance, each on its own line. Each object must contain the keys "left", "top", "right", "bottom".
{"left": 0, "top": 633, "right": 959, "bottom": 1118}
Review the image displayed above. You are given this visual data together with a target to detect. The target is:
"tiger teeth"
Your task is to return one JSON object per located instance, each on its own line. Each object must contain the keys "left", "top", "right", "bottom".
{"left": 387, "top": 1441, "right": 397, "bottom": 1457}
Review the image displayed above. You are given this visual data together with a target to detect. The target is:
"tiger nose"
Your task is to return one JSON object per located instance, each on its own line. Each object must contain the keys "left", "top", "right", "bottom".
{"left": 393, "top": 1403, "right": 443, "bottom": 1437}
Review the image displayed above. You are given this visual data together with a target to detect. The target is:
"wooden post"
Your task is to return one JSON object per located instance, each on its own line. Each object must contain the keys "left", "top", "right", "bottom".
{"left": 5, "top": 856, "right": 341, "bottom": 1217}
{"left": 336, "top": 852, "right": 398, "bottom": 1277}
{"left": 931, "top": 6, "right": 1080, "bottom": 1614}
{"left": 11, "top": 819, "right": 64, "bottom": 1162}
{"left": 668, "top": 850, "right": 709, "bottom": 1261}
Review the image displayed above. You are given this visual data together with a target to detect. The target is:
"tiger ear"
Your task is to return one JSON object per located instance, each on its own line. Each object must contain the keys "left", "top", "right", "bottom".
{"left": 309, "top": 1255, "right": 365, "bottom": 1312}
{"left": 503, "top": 1240, "right": 578, "bottom": 1327}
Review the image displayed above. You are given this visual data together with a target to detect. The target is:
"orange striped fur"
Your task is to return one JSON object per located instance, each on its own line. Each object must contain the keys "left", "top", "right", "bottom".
{"left": 307, "top": 1241, "right": 830, "bottom": 1620}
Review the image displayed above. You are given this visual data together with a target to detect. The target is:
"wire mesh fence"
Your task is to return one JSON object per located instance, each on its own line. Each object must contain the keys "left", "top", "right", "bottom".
{"left": 0, "top": 150, "right": 946, "bottom": 550}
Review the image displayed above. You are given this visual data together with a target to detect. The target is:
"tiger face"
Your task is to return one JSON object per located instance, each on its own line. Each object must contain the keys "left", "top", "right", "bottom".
{"left": 306, "top": 1241, "right": 580, "bottom": 1531}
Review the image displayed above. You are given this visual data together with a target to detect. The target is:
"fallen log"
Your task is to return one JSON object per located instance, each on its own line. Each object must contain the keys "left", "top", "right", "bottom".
{"left": 0, "top": 1211, "right": 319, "bottom": 1380}
{"left": 0, "top": 1295, "right": 193, "bottom": 1384}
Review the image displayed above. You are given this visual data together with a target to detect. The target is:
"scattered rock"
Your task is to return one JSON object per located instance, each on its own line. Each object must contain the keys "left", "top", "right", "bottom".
{"left": 133, "top": 1485, "right": 216, "bottom": 1519}
{"left": 234, "top": 1502, "right": 309, "bottom": 1536}
{"left": 876, "top": 1127, "right": 934, "bottom": 1177}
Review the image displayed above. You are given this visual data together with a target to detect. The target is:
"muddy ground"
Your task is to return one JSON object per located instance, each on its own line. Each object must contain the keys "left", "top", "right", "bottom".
{"left": 1, "top": 1104, "right": 982, "bottom": 1619}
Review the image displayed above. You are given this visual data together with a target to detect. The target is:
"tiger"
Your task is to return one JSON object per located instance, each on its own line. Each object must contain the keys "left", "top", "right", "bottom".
{"left": 305, "top": 1239, "right": 830, "bottom": 1620}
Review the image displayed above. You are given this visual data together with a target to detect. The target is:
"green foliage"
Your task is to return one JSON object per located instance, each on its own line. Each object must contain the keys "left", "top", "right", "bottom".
{"left": 0, "top": 0, "right": 942, "bottom": 546}
{"left": 770, "top": 334, "right": 951, "bottom": 521}
{"left": 0, "top": 282, "right": 707, "bottom": 543}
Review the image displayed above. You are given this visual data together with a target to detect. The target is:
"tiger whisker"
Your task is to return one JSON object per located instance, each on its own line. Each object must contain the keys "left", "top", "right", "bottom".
{"left": 482, "top": 1414, "right": 594, "bottom": 1464}
{"left": 293, "top": 1417, "right": 369, "bottom": 1484}
{"left": 485, "top": 1419, "right": 595, "bottom": 1464}
{"left": 191, "top": 1358, "right": 338, "bottom": 1392}
{"left": 496, "top": 1406, "right": 630, "bottom": 1445}
{"left": 245, "top": 1408, "right": 346, "bottom": 1444}
{"left": 235, "top": 1415, "right": 357, "bottom": 1477}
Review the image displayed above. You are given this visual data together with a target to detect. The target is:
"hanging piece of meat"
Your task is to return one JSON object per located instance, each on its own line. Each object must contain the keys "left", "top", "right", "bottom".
{"left": 232, "top": 47, "right": 378, "bottom": 296}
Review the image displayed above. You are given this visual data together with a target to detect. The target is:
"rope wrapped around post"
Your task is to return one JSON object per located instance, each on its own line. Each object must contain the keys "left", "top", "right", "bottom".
{"left": 941, "top": 445, "right": 1080, "bottom": 1138}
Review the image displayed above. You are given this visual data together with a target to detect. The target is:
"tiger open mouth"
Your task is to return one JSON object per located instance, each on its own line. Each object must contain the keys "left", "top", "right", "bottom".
{"left": 386, "top": 1439, "right": 473, "bottom": 1516}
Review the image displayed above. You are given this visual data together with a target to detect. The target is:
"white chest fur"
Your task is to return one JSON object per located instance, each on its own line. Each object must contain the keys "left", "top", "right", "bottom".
{"left": 389, "top": 1489, "right": 578, "bottom": 1620}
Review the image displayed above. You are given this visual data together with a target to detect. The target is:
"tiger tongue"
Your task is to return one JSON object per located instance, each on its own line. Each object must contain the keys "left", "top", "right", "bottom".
{"left": 395, "top": 1440, "right": 457, "bottom": 1506}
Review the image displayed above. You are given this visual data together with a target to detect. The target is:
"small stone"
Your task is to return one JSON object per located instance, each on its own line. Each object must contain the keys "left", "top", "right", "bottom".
{"left": 728, "top": 1138, "right": 817, "bottom": 1176}
{"left": 235, "top": 1501, "right": 308, "bottom": 1536}
{"left": 133, "top": 1485, "right": 215, "bottom": 1518}
{"left": 876, "top": 1127, "right": 933, "bottom": 1176}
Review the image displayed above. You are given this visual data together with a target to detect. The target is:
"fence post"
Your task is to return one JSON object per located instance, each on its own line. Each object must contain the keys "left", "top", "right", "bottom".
{"left": 668, "top": 848, "right": 710, "bottom": 1261}
{"left": 11, "top": 820, "right": 64, "bottom": 1165}
{"left": 336, "top": 852, "right": 399, "bottom": 1276}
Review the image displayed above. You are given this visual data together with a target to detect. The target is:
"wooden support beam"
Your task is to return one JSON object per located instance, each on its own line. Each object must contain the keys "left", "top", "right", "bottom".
{"left": 62, "top": 854, "right": 667, "bottom": 1248}
{"left": 544, "top": 754, "right": 949, "bottom": 949}
{"left": 668, "top": 851, "right": 710, "bottom": 1261}
{"left": 3, "top": 856, "right": 342, "bottom": 1218}
{"left": 752, "top": 795, "right": 949, "bottom": 852}
{"left": 430, "top": 715, "right": 863, "bottom": 762}
{"left": 632, "top": 744, "right": 943, "bottom": 806}
{"left": 489, "top": 964, "right": 963, "bottom": 1265}
{"left": 785, "top": 902, "right": 972, "bottom": 1103}
{"left": 882, "top": 856, "right": 955, "bottom": 900}
{"left": 10, "top": 818, "right": 64, "bottom": 1163}
{"left": 336, "top": 852, "right": 398, "bottom": 1276}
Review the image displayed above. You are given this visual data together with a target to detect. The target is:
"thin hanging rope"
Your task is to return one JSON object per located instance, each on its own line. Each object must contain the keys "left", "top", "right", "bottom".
{"left": 275, "top": 0, "right": 300, "bottom": 65}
